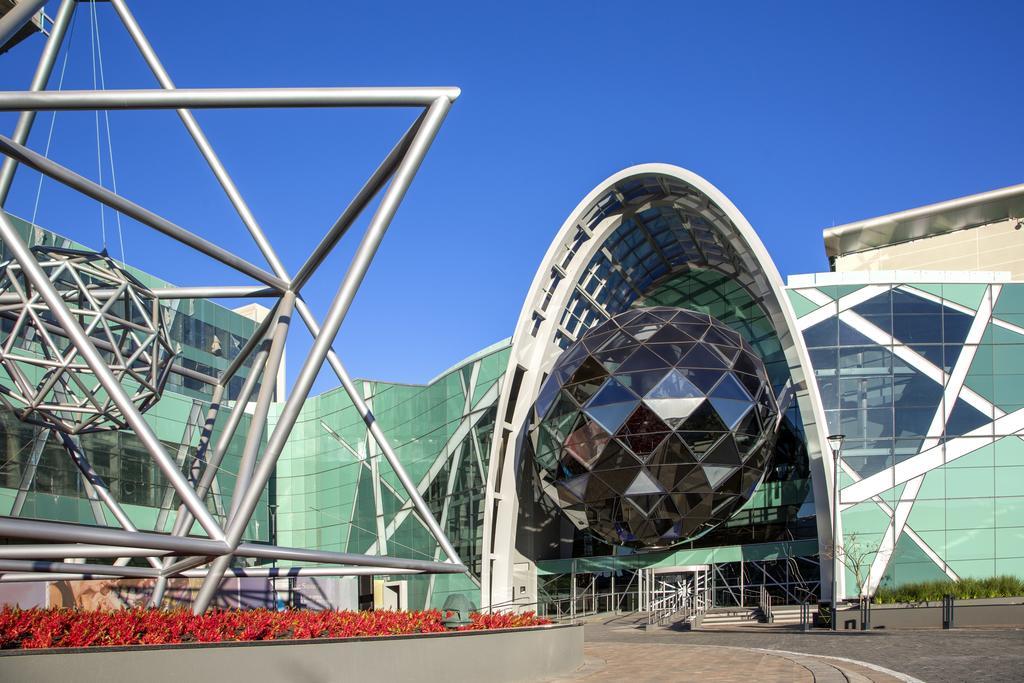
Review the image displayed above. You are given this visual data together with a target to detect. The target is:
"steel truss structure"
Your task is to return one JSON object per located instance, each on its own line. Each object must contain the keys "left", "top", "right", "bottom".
{"left": 0, "top": 0, "right": 466, "bottom": 612}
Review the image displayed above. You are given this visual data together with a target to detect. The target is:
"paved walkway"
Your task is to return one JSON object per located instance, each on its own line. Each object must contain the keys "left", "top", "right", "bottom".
{"left": 546, "top": 619, "right": 1024, "bottom": 682}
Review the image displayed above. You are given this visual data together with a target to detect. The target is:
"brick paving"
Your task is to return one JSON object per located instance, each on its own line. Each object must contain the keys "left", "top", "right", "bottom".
{"left": 550, "top": 643, "right": 814, "bottom": 683}
{"left": 574, "top": 620, "right": 1024, "bottom": 682}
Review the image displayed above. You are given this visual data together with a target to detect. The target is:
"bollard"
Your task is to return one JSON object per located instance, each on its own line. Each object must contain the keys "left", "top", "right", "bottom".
{"left": 800, "top": 602, "right": 812, "bottom": 632}
{"left": 860, "top": 599, "right": 871, "bottom": 631}
{"left": 942, "top": 594, "right": 954, "bottom": 629}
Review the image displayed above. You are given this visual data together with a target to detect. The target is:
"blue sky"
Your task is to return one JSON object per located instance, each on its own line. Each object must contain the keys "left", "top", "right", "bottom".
{"left": 1, "top": 1, "right": 1021, "bottom": 392}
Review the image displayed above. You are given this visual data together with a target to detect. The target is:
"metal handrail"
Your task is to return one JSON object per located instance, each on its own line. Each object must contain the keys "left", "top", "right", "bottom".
{"left": 758, "top": 585, "right": 774, "bottom": 623}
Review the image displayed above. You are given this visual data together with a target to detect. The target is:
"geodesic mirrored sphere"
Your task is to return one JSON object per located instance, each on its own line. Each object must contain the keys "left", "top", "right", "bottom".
{"left": 526, "top": 307, "right": 778, "bottom": 549}
{"left": 0, "top": 246, "right": 175, "bottom": 434}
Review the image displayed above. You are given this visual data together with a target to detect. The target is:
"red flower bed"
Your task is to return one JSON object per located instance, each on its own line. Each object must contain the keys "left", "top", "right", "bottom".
{"left": 0, "top": 607, "right": 550, "bottom": 650}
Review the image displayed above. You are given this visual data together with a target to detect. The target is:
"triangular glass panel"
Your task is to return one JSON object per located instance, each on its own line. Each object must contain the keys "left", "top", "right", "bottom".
{"left": 593, "top": 466, "right": 641, "bottom": 497}
{"left": 584, "top": 400, "right": 639, "bottom": 434}
{"left": 675, "top": 322, "right": 711, "bottom": 340}
{"left": 627, "top": 323, "right": 663, "bottom": 343}
{"left": 582, "top": 472, "right": 615, "bottom": 503}
{"left": 617, "top": 346, "right": 672, "bottom": 374}
{"left": 679, "top": 367, "right": 725, "bottom": 393}
{"left": 569, "top": 355, "right": 609, "bottom": 385}
{"left": 647, "top": 434, "right": 697, "bottom": 467}
{"left": 585, "top": 377, "right": 638, "bottom": 407}
{"left": 648, "top": 342, "right": 695, "bottom": 366}
{"left": 709, "top": 397, "right": 753, "bottom": 430}
{"left": 733, "top": 350, "right": 761, "bottom": 377}
{"left": 646, "top": 368, "right": 704, "bottom": 399}
{"left": 629, "top": 311, "right": 666, "bottom": 327}
{"left": 701, "top": 434, "right": 743, "bottom": 467}
{"left": 650, "top": 461, "right": 695, "bottom": 492}
{"left": 711, "top": 344, "right": 741, "bottom": 365}
{"left": 581, "top": 329, "right": 616, "bottom": 352}
{"left": 735, "top": 371, "right": 764, "bottom": 399}
{"left": 624, "top": 493, "right": 664, "bottom": 516}
{"left": 647, "top": 325, "right": 694, "bottom": 345}
{"left": 678, "top": 431, "right": 726, "bottom": 458}
{"left": 644, "top": 397, "right": 705, "bottom": 427}
{"left": 557, "top": 474, "right": 590, "bottom": 505}
{"left": 617, "top": 402, "right": 670, "bottom": 435}
{"left": 676, "top": 467, "right": 711, "bottom": 493}
{"left": 597, "top": 329, "right": 638, "bottom": 353}
{"left": 671, "top": 310, "right": 709, "bottom": 324}
{"left": 625, "top": 469, "right": 666, "bottom": 496}
{"left": 709, "top": 372, "right": 752, "bottom": 402}
{"left": 617, "top": 370, "right": 667, "bottom": 398}
{"left": 703, "top": 326, "right": 735, "bottom": 347}
{"left": 680, "top": 399, "right": 728, "bottom": 432}
{"left": 564, "top": 416, "right": 611, "bottom": 467}
{"left": 592, "top": 343, "right": 636, "bottom": 373}
{"left": 702, "top": 464, "right": 736, "bottom": 489}
{"left": 621, "top": 431, "right": 671, "bottom": 458}
{"left": 593, "top": 439, "right": 642, "bottom": 471}
{"left": 558, "top": 450, "right": 589, "bottom": 478}
{"left": 680, "top": 344, "right": 728, "bottom": 370}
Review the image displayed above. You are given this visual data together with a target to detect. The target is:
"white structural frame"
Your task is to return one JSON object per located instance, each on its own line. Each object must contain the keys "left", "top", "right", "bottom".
{"left": 482, "top": 164, "right": 839, "bottom": 608}
{"left": 0, "top": 0, "right": 465, "bottom": 613}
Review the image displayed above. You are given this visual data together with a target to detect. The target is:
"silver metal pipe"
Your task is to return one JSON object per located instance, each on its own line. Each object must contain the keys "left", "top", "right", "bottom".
{"left": 0, "top": 0, "right": 48, "bottom": 56}
{"left": 0, "top": 134, "right": 289, "bottom": 291}
{"left": 109, "top": 0, "right": 289, "bottom": 281}
{"left": 58, "top": 434, "right": 164, "bottom": 570}
{"left": 295, "top": 299, "right": 463, "bottom": 567}
{"left": 0, "top": 211, "right": 226, "bottom": 540}
{"left": 0, "top": 573, "right": 126, "bottom": 583}
{"left": 219, "top": 299, "right": 278, "bottom": 388}
{"left": 0, "top": 559, "right": 160, "bottom": 578}
{"left": 290, "top": 109, "right": 427, "bottom": 291}
{"left": 221, "top": 98, "right": 452, "bottom": 552}
{"left": 0, "top": 87, "right": 463, "bottom": 111}
{"left": 166, "top": 344, "right": 271, "bottom": 541}
{"left": 10, "top": 427, "right": 48, "bottom": 516}
{"left": 0, "top": 544, "right": 164, "bottom": 559}
{"left": 152, "top": 286, "right": 279, "bottom": 299}
{"left": 183, "top": 566, "right": 423, "bottom": 578}
{"left": 0, "top": 0, "right": 75, "bottom": 206}
{"left": 0, "top": 508, "right": 228, "bottom": 556}
{"left": 0, "top": 307, "right": 220, "bottom": 385}
{"left": 234, "top": 542, "right": 466, "bottom": 574}
{"left": 191, "top": 293, "right": 295, "bottom": 612}
{"left": 0, "top": 286, "right": 277, "bottom": 304}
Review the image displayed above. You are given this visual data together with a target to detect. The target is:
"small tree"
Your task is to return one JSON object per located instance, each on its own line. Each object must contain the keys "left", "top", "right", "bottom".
{"left": 823, "top": 532, "right": 890, "bottom": 602}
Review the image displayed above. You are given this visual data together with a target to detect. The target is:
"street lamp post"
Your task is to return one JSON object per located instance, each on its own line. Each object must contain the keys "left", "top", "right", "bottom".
{"left": 827, "top": 433, "right": 846, "bottom": 632}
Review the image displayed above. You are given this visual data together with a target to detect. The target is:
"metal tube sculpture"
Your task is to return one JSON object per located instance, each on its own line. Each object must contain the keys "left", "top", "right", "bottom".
{"left": 0, "top": 0, "right": 466, "bottom": 613}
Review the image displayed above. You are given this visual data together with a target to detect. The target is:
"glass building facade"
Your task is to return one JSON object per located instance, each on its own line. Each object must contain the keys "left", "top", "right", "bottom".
{"left": 2, "top": 165, "right": 1023, "bottom": 612}
{"left": 788, "top": 275, "right": 1024, "bottom": 594}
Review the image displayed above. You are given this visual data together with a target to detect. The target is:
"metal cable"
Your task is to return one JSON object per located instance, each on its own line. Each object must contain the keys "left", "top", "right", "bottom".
{"left": 91, "top": 2, "right": 125, "bottom": 264}
{"left": 29, "top": 4, "right": 77, "bottom": 228}
{"left": 88, "top": 0, "right": 105, "bottom": 250}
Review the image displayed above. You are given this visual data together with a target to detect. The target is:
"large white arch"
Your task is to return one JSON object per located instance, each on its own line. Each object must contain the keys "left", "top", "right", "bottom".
{"left": 481, "top": 164, "right": 839, "bottom": 608}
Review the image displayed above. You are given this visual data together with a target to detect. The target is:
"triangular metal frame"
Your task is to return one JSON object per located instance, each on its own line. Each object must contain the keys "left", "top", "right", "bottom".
{"left": 0, "top": 0, "right": 465, "bottom": 613}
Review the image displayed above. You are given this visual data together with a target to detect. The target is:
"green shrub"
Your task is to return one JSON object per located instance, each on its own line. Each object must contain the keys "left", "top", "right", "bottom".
{"left": 872, "top": 576, "right": 1024, "bottom": 604}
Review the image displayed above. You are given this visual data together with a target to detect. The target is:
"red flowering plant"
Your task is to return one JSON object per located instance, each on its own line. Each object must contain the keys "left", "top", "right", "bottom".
{"left": 0, "top": 607, "right": 551, "bottom": 650}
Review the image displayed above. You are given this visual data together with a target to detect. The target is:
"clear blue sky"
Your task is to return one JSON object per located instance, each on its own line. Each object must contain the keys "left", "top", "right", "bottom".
{"left": 1, "top": 1, "right": 1021, "bottom": 392}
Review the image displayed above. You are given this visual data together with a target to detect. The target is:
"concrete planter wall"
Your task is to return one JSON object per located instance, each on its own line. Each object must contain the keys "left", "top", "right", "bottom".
{"left": 837, "top": 597, "right": 1024, "bottom": 630}
{"left": 0, "top": 623, "right": 583, "bottom": 683}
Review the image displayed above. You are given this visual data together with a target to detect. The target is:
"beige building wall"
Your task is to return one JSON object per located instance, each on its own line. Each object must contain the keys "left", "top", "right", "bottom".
{"left": 232, "top": 302, "right": 287, "bottom": 400}
{"left": 834, "top": 218, "right": 1024, "bottom": 279}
